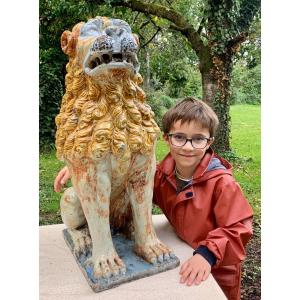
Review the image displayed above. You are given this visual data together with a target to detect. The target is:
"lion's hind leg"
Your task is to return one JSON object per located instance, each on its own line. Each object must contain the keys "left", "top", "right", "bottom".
{"left": 61, "top": 187, "right": 91, "bottom": 257}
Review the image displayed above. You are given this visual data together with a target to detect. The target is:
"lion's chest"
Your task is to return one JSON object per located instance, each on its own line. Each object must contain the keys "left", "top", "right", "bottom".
{"left": 110, "top": 152, "right": 154, "bottom": 227}
{"left": 110, "top": 156, "right": 132, "bottom": 196}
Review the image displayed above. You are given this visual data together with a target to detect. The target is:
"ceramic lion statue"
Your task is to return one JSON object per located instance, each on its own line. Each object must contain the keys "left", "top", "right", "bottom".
{"left": 55, "top": 16, "right": 174, "bottom": 279}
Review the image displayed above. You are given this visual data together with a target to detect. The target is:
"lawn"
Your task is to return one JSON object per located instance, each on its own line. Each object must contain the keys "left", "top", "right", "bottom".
{"left": 229, "top": 104, "right": 261, "bottom": 217}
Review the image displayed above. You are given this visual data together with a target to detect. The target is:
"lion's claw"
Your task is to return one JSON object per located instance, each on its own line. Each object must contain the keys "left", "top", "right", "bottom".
{"left": 84, "top": 253, "right": 126, "bottom": 278}
{"left": 135, "top": 240, "right": 174, "bottom": 265}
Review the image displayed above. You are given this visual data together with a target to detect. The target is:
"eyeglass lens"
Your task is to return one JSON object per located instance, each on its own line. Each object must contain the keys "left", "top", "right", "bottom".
{"left": 170, "top": 134, "right": 208, "bottom": 149}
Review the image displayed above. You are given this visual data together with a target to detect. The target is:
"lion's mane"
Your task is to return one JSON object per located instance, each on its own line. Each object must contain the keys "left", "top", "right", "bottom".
{"left": 55, "top": 57, "right": 160, "bottom": 161}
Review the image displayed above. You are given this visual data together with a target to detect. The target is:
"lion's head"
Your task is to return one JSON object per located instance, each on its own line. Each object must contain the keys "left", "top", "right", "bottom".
{"left": 55, "top": 17, "right": 160, "bottom": 161}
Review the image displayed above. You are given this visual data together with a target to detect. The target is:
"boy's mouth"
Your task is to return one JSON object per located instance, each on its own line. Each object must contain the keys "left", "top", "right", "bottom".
{"left": 178, "top": 154, "right": 195, "bottom": 157}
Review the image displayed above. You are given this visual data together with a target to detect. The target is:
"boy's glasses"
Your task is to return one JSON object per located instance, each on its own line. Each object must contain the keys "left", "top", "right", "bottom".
{"left": 168, "top": 133, "right": 212, "bottom": 149}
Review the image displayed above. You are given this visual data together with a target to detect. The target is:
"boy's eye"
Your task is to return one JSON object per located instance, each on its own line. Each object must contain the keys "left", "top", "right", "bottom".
{"left": 173, "top": 134, "right": 186, "bottom": 141}
{"left": 192, "top": 136, "right": 205, "bottom": 142}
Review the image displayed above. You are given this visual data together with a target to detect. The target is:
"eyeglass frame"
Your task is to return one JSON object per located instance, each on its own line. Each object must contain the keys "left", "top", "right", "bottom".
{"left": 167, "top": 133, "right": 213, "bottom": 149}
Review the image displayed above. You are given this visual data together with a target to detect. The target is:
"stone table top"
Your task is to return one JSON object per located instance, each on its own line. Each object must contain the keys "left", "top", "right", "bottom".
{"left": 39, "top": 214, "right": 227, "bottom": 300}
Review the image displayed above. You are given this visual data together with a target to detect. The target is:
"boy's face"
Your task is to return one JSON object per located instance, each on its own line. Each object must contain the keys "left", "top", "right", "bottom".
{"left": 164, "top": 120, "right": 213, "bottom": 175}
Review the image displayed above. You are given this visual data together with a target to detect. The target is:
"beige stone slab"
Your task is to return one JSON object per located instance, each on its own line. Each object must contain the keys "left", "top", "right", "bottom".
{"left": 39, "top": 214, "right": 227, "bottom": 300}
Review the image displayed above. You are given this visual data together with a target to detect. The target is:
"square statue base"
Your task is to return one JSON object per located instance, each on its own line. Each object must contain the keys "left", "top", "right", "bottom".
{"left": 63, "top": 228, "right": 180, "bottom": 292}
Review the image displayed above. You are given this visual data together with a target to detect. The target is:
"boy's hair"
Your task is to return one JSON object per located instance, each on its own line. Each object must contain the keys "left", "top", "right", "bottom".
{"left": 162, "top": 97, "right": 219, "bottom": 137}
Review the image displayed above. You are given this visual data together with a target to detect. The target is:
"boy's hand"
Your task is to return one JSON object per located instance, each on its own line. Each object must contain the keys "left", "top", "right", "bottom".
{"left": 179, "top": 254, "right": 211, "bottom": 286}
{"left": 54, "top": 166, "right": 70, "bottom": 192}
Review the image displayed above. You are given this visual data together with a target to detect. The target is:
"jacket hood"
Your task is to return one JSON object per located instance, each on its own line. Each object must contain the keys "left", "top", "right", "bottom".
{"left": 157, "top": 148, "right": 233, "bottom": 183}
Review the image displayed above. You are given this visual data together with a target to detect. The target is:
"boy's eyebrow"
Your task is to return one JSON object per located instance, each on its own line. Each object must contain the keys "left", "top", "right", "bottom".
{"left": 169, "top": 132, "right": 186, "bottom": 135}
{"left": 170, "top": 132, "right": 208, "bottom": 138}
{"left": 191, "top": 134, "right": 208, "bottom": 138}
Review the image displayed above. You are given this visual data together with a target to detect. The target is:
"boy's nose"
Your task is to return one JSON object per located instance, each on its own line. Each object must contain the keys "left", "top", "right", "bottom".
{"left": 182, "top": 140, "right": 194, "bottom": 150}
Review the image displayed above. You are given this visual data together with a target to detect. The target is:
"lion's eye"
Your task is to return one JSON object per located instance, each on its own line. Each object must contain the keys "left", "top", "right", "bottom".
{"left": 80, "top": 18, "right": 102, "bottom": 38}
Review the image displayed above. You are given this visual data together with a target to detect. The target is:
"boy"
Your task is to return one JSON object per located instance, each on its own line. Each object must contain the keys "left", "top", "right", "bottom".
{"left": 54, "top": 97, "right": 253, "bottom": 300}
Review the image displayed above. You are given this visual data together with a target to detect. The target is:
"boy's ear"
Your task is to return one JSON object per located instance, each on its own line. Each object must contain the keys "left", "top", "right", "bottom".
{"left": 163, "top": 134, "right": 169, "bottom": 142}
{"left": 208, "top": 137, "right": 214, "bottom": 148}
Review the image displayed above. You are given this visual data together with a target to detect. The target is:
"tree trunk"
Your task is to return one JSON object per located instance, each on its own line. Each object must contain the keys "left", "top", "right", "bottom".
{"left": 211, "top": 88, "right": 231, "bottom": 153}
{"left": 199, "top": 54, "right": 232, "bottom": 153}
{"left": 201, "top": 71, "right": 218, "bottom": 108}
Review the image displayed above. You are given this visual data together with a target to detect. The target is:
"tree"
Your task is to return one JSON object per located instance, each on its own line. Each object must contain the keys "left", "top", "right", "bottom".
{"left": 87, "top": 0, "right": 260, "bottom": 152}
{"left": 39, "top": 0, "right": 110, "bottom": 148}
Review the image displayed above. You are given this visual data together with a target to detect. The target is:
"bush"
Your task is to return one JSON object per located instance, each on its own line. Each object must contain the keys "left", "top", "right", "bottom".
{"left": 159, "top": 94, "right": 176, "bottom": 109}
{"left": 181, "top": 68, "right": 202, "bottom": 98}
{"left": 146, "top": 91, "right": 178, "bottom": 128}
{"left": 157, "top": 66, "right": 202, "bottom": 100}
{"left": 39, "top": 0, "right": 109, "bottom": 149}
{"left": 231, "top": 64, "right": 261, "bottom": 105}
{"left": 39, "top": 58, "right": 64, "bottom": 150}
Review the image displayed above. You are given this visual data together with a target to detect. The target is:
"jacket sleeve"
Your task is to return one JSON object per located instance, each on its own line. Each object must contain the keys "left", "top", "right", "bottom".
{"left": 198, "top": 177, "right": 254, "bottom": 267}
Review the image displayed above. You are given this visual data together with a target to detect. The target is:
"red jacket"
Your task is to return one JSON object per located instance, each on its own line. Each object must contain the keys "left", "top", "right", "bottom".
{"left": 153, "top": 148, "right": 253, "bottom": 300}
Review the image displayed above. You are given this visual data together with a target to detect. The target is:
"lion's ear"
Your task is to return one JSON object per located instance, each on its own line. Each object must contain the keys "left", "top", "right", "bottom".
{"left": 132, "top": 33, "right": 140, "bottom": 47}
{"left": 61, "top": 22, "right": 85, "bottom": 57}
{"left": 61, "top": 30, "right": 77, "bottom": 56}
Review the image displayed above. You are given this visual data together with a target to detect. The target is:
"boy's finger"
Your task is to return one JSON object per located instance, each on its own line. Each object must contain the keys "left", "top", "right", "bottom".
{"left": 187, "top": 270, "right": 198, "bottom": 286}
{"left": 62, "top": 171, "right": 70, "bottom": 182}
{"left": 179, "top": 261, "right": 189, "bottom": 274}
{"left": 54, "top": 177, "right": 61, "bottom": 192}
{"left": 179, "top": 262, "right": 185, "bottom": 273}
{"left": 195, "top": 270, "right": 205, "bottom": 285}
{"left": 180, "top": 267, "right": 192, "bottom": 283}
{"left": 202, "top": 269, "right": 210, "bottom": 281}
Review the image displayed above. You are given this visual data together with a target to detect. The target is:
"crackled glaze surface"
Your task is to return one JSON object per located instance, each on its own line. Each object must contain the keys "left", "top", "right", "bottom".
{"left": 56, "top": 16, "right": 174, "bottom": 280}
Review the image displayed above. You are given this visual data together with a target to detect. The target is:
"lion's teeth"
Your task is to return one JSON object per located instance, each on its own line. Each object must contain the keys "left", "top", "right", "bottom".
{"left": 95, "top": 57, "right": 101, "bottom": 66}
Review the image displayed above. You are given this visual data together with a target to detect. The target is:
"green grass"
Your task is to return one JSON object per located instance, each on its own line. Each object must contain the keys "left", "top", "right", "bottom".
{"left": 230, "top": 104, "right": 261, "bottom": 217}
{"left": 39, "top": 152, "right": 67, "bottom": 224}
{"left": 39, "top": 104, "right": 260, "bottom": 224}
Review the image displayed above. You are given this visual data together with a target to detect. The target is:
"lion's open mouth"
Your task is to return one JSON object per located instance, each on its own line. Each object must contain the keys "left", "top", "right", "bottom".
{"left": 84, "top": 52, "right": 137, "bottom": 75}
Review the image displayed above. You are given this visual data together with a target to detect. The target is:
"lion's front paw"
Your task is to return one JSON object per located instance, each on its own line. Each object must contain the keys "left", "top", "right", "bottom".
{"left": 135, "top": 239, "right": 175, "bottom": 264}
{"left": 84, "top": 253, "right": 126, "bottom": 278}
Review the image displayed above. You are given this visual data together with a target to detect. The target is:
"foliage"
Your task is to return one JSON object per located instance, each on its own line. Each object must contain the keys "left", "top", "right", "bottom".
{"left": 235, "top": 15, "right": 261, "bottom": 68}
{"left": 181, "top": 68, "right": 203, "bottom": 98}
{"left": 39, "top": 56, "right": 63, "bottom": 149}
{"left": 231, "top": 63, "right": 261, "bottom": 105}
{"left": 138, "top": 28, "right": 202, "bottom": 99}
{"left": 146, "top": 91, "right": 177, "bottom": 128}
{"left": 155, "top": 67, "right": 202, "bottom": 100}
{"left": 139, "top": 30, "right": 199, "bottom": 96}
{"left": 200, "top": 0, "right": 258, "bottom": 55}
{"left": 158, "top": 94, "right": 175, "bottom": 109}
{"left": 39, "top": 0, "right": 109, "bottom": 148}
